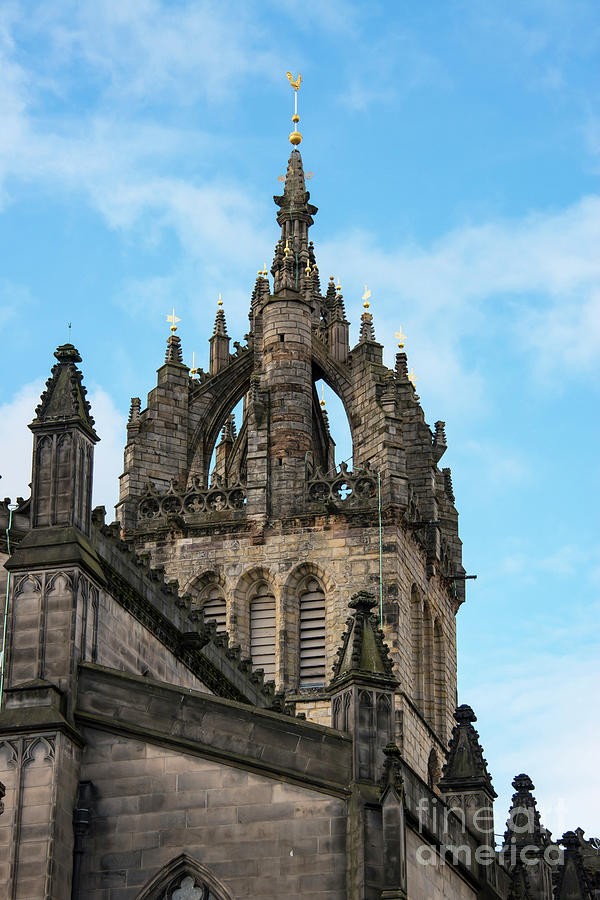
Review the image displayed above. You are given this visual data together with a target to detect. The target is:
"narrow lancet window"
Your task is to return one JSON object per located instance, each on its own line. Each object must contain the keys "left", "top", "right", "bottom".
{"left": 250, "top": 582, "right": 276, "bottom": 678}
{"left": 299, "top": 578, "right": 326, "bottom": 688}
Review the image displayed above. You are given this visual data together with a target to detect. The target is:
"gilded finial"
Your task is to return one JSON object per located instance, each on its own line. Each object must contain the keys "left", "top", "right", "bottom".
{"left": 320, "top": 383, "right": 326, "bottom": 409}
{"left": 395, "top": 327, "right": 407, "bottom": 350}
{"left": 286, "top": 71, "right": 303, "bottom": 146}
{"left": 362, "top": 285, "right": 372, "bottom": 309}
{"left": 217, "top": 292, "right": 223, "bottom": 307}
{"left": 408, "top": 367, "right": 418, "bottom": 387}
{"left": 284, "top": 237, "right": 292, "bottom": 257}
{"left": 190, "top": 351, "right": 198, "bottom": 377}
{"left": 305, "top": 258, "right": 311, "bottom": 277}
{"left": 336, "top": 278, "right": 342, "bottom": 293}
{"left": 286, "top": 72, "right": 302, "bottom": 91}
{"left": 166, "top": 307, "right": 180, "bottom": 333}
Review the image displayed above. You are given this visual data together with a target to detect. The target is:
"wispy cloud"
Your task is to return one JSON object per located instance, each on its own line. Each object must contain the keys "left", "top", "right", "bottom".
{"left": 317, "top": 193, "right": 600, "bottom": 418}
{"left": 467, "top": 647, "right": 600, "bottom": 838}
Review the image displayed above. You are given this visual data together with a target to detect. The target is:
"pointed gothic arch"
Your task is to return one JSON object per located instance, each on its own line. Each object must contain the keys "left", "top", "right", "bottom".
{"left": 186, "top": 571, "right": 227, "bottom": 634}
{"left": 283, "top": 562, "right": 335, "bottom": 689}
{"left": 135, "top": 854, "right": 234, "bottom": 900}
{"left": 249, "top": 580, "right": 276, "bottom": 679}
{"left": 422, "top": 598, "right": 434, "bottom": 725}
{"left": 433, "top": 617, "right": 447, "bottom": 738}
{"left": 232, "top": 567, "right": 278, "bottom": 664}
{"left": 410, "top": 584, "right": 424, "bottom": 709}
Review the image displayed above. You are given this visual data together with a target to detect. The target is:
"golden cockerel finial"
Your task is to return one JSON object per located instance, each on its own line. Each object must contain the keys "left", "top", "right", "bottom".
{"left": 286, "top": 72, "right": 302, "bottom": 91}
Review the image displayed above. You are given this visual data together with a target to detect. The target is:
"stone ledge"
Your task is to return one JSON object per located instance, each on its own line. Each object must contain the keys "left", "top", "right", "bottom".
{"left": 76, "top": 663, "right": 352, "bottom": 798}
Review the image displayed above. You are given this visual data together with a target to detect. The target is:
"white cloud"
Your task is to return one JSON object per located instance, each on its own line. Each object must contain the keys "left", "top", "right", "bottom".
{"left": 317, "top": 194, "right": 600, "bottom": 419}
{"left": 0, "top": 380, "right": 41, "bottom": 502}
{"left": 467, "top": 649, "right": 600, "bottom": 839}
{"left": 0, "top": 379, "right": 125, "bottom": 518}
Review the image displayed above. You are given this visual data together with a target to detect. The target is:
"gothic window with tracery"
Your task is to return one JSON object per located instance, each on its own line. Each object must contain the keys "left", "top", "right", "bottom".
{"left": 137, "top": 855, "right": 232, "bottom": 900}
{"left": 250, "top": 581, "right": 276, "bottom": 678}
{"left": 298, "top": 577, "right": 326, "bottom": 688}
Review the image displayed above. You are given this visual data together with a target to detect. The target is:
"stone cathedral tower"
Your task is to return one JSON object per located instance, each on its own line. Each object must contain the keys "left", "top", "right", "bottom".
{"left": 116, "top": 144, "right": 464, "bottom": 779}
{"left": 1, "top": 106, "right": 596, "bottom": 900}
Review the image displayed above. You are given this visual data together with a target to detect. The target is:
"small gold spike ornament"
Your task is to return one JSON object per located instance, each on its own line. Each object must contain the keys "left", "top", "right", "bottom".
{"left": 362, "top": 285, "right": 372, "bottom": 309}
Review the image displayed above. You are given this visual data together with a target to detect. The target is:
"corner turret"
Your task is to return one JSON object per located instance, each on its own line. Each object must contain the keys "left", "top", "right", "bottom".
{"left": 438, "top": 704, "right": 496, "bottom": 846}
{"left": 29, "top": 344, "right": 99, "bottom": 535}
{"left": 329, "top": 590, "right": 397, "bottom": 782}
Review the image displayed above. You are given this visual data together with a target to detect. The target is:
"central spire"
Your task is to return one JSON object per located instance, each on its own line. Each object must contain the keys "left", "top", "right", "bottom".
{"left": 270, "top": 73, "right": 318, "bottom": 295}
{"left": 268, "top": 75, "right": 319, "bottom": 295}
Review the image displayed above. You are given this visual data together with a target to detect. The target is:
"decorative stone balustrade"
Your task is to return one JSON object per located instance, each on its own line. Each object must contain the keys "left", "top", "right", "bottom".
{"left": 137, "top": 476, "right": 247, "bottom": 523}
{"left": 306, "top": 461, "right": 379, "bottom": 505}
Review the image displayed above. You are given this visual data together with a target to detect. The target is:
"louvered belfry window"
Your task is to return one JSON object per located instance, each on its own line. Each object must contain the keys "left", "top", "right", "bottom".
{"left": 299, "top": 578, "right": 326, "bottom": 688}
{"left": 201, "top": 586, "right": 226, "bottom": 633}
{"left": 250, "top": 582, "right": 276, "bottom": 678}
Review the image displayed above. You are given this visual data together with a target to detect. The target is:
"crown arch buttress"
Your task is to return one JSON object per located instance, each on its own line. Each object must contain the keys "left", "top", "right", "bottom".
{"left": 187, "top": 352, "right": 253, "bottom": 487}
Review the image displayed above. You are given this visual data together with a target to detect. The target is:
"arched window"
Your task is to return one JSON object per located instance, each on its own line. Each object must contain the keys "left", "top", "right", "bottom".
{"left": 136, "top": 853, "right": 233, "bottom": 900}
{"left": 410, "top": 585, "right": 424, "bottom": 709}
{"left": 428, "top": 748, "right": 440, "bottom": 789}
{"left": 376, "top": 694, "right": 392, "bottom": 746}
{"left": 423, "top": 600, "right": 434, "bottom": 724}
{"left": 299, "top": 577, "right": 326, "bottom": 688}
{"left": 358, "top": 690, "right": 374, "bottom": 779}
{"left": 250, "top": 581, "right": 276, "bottom": 678}
{"left": 200, "top": 585, "right": 226, "bottom": 634}
{"left": 434, "top": 618, "right": 446, "bottom": 737}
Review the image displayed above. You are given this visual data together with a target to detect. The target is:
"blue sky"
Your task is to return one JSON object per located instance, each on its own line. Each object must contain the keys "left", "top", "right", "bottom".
{"left": 0, "top": 0, "right": 598, "bottom": 840}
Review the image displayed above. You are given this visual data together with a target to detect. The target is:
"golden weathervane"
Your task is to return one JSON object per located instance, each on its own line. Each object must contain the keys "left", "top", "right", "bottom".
{"left": 286, "top": 71, "right": 302, "bottom": 146}
{"left": 362, "top": 285, "right": 372, "bottom": 309}
{"left": 166, "top": 308, "right": 180, "bottom": 333}
{"left": 395, "top": 328, "right": 407, "bottom": 350}
{"left": 408, "top": 367, "right": 418, "bottom": 388}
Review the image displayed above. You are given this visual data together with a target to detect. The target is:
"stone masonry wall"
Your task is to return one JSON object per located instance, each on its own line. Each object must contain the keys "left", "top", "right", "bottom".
{"left": 2, "top": 567, "right": 208, "bottom": 699}
{"left": 406, "top": 826, "right": 477, "bottom": 900}
{"left": 94, "top": 591, "right": 210, "bottom": 692}
{"left": 78, "top": 728, "right": 347, "bottom": 899}
{"left": 138, "top": 514, "right": 456, "bottom": 783}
